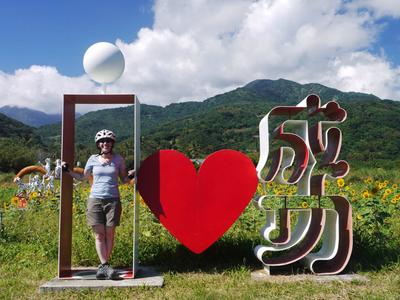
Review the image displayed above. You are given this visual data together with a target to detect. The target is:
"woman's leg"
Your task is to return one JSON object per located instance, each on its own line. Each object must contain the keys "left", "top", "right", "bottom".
{"left": 92, "top": 224, "right": 108, "bottom": 264}
{"left": 105, "top": 226, "right": 116, "bottom": 261}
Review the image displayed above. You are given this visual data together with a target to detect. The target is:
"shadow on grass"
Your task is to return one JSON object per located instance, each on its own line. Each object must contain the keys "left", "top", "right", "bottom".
{"left": 140, "top": 237, "right": 263, "bottom": 274}
{"left": 139, "top": 235, "right": 400, "bottom": 275}
{"left": 347, "top": 238, "right": 400, "bottom": 272}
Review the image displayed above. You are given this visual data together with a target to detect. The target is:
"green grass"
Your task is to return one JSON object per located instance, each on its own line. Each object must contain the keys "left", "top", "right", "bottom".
{"left": 0, "top": 172, "right": 15, "bottom": 184}
{"left": 0, "top": 252, "right": 399, "bottom": 299}
{"left": 0, "top": 168, "right": 400, "bottom": 299}
{"left": 1, "top": 204, "right": 399, "bottom": 299}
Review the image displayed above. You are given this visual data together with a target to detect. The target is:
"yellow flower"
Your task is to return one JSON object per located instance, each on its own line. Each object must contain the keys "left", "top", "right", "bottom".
{"left": 301, "top": 202, "right": 309, "bottom": 208}
{"left": 391, "top": 198, "right": 397, "bottom": 204}
{"left": 339, "top": 192, "right": 345, "bottom": 197}
{"left": 356, "top": 214, "right": 363, "bottom": 220}
{"left": 384, "top": 180, "right": 389, "bottom": 184}
{"left": 3, "top": 202, "right": 9, "bottom": 211}
{"left": 30, "top": 192, "right": 38, "bottom": 199}
{"left": 362, "top": 190, "right": 370, "bottom": 198}
{"left": 394, "top": 194, "right": 400, "bottom": 201}
{"left": 364, "top": 177, "right": 373, "bottom": 184}
{"left": 392, "top": 184, "right": 398, "bottom": 189}
{"left": 337, "top": 178, "right": 345, "bottom": 188}
{"left": 351, "top": 190, "right": 356, "bottom": 196}
{"left": 384, "top": 189, "right": 392, "bottom": 195}
{"left": 11, "top": 196, "right": 19, "bottom": 205}
{"left": 324, "top": 180, "right": 329, "bottom": 188}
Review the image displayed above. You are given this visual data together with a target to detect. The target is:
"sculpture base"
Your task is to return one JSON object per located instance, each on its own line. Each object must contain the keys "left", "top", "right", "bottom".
{"left": 251, "top": 268, "right": 368, "bottom": 283}
{"left": 39, "top": 266, "right": 163, "bottom": 292}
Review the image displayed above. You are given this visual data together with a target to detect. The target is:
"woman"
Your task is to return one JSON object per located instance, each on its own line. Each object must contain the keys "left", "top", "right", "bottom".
{"left": 62, "top": 129, "right": 134, "bottom": 280}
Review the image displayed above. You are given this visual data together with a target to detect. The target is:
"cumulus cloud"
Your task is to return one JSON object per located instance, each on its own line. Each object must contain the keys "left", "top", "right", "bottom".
{"left": 115, "top": 0, "right": 400, "bottom": 104}
{"left": 0, "top": 66, "right": 99, "bottom": 113}
{"left": 324, "top": 52, "right": 400, "bottom": 99}
{"left": 1, "top": 0, "right": 400, "bottom": 114}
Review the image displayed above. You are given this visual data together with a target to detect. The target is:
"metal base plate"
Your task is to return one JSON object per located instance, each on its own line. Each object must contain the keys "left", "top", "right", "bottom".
{"left": 251, "top": 269, "right": 369, "bottom": 283}
{"left": 40, "top": 266, "right": 163, "bottom": 292}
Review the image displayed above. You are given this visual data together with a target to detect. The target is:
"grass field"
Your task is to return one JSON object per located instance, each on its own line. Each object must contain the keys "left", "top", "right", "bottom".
{"left": 0, "top": 169, "right": 399, "bottom": 299}
{"left": 1, "top": 259, "right": 399, "bottom": 299}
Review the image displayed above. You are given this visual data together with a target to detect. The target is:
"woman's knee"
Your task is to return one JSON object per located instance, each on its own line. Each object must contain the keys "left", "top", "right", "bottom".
{"left": 92, "top": 225, "right": 106, "bottom": 241}
{"left": 95, "top": 232, "right": 106, "bottom": 242}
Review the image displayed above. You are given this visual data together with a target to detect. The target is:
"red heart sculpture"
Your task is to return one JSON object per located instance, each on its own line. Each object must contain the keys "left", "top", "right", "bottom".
{"left": 137, "top": 149, "right": 258, "bottom": 254}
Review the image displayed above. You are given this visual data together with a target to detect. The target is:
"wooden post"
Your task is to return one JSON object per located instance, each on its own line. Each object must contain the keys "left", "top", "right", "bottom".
{"left": 59, "top": 96, "right": 75, "bottom": 277}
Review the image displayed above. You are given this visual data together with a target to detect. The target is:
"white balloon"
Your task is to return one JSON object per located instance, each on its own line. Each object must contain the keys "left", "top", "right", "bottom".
{"left": 83, "top": 42, "right": 125, "bottom": 84}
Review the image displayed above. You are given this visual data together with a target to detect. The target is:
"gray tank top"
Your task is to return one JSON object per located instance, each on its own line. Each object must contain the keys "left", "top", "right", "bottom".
{"left": 84, "top": 154, "right": 125, "bottom": 199}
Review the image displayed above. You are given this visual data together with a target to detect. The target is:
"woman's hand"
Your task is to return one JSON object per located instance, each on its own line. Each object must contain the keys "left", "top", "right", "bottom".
{"left": 127, "top": 169, "right": 135, "bottom": 179}
{"left": 61, "top": 161, "right": 70, "bottom": 173}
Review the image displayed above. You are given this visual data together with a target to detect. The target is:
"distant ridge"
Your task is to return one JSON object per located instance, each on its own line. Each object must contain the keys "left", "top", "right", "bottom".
{"left": 0, "top": 105, "right": 80, "bottom": 127}
{"left": 243, "top": 78, "right": 382, "bottom": 103}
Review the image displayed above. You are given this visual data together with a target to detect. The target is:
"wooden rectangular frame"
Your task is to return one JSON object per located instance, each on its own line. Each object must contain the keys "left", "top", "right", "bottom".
{"left": 59, "top": 94, "right": 140, "bottom": 278}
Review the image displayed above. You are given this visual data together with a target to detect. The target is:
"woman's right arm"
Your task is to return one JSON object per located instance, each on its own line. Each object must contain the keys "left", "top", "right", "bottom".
{"left": 61, "top": 162, "right": 90, "bottom": 181}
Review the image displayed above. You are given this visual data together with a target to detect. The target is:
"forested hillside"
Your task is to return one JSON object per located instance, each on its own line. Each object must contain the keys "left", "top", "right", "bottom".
{"left": 0, "top": 112, "right": 37, "bottom": 139}
{"left": 0, "top": 113, "right": 44, "bottom": 172}
{"left": 1, "top": 79, "right": 400, "bottom": 172}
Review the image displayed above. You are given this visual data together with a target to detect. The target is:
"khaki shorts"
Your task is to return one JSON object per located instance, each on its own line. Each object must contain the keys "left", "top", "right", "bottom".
{"left": 87, "top": 198, "right": 122, "bottom": 227}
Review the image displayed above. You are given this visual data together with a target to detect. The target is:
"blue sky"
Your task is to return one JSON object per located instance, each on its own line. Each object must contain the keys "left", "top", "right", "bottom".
{"left": 0, "top": 0, "right": 400, "bottom": 113}
{"left": 373, "top": 17, "right": 400, "bottom": 66}
{"left": 0, "top": 0, "right": 154, "bottom": 76}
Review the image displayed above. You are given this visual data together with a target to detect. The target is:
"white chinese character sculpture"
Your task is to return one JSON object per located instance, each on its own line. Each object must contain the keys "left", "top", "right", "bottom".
{"left": 255, "top": 94, "right": 352, "bottom": 275}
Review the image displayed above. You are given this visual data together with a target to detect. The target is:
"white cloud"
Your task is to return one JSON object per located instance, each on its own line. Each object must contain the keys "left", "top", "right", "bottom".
{"left": 1, "top": 0, "right": 400, "bottom": 114}
{"left": 0, "top": 66, "right": 99, "bottom": 113}
{"left": 115, "top": 0, "right": 400, "bottom": 104}
{"left": 327, "top": 52, "right": 400, "bottom": 99}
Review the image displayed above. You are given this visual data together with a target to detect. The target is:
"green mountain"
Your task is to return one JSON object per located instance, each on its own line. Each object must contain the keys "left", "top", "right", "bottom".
{"left": 1, "top": 106, "right": 57, "bottom": 127}
{"left": 17, "top": 79, "right": 400, "bottom": 169}
{"left": 0, "top": 112, "right": 37, "bottom": 140}
{"left": 0, "top": 105, "right": 82, "bottom": 127}
{"left": 0, "top": 112, "right": 44, "bottom": 172}
{"left": 244, "top": 79, "right": 381, "bottom": 103}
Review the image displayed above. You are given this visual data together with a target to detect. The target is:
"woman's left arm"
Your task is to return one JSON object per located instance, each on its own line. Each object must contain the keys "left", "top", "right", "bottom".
{"left": 119, "top": 157, "right": 135, "bottom": 184}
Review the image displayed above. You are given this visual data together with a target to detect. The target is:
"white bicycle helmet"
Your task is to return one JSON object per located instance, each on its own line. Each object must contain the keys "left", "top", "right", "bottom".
{"left": 95, "top": 129, "right": 116, "bottom": 143}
